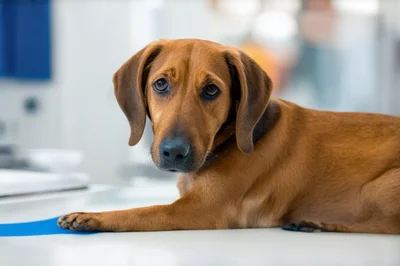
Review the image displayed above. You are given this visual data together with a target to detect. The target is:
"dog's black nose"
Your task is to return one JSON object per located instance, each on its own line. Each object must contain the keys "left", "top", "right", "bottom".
{"left": 160, "top": 139, "right": 191, "bottom": 166}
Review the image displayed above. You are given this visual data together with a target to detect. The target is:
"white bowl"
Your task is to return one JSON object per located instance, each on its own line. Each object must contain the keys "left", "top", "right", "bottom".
{"left": 26, "top": 149, "right": 83, "bottom": 173}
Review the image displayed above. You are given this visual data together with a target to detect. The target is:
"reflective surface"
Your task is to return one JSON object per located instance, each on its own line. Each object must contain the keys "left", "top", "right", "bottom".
{"left": 1, "top": 184, "right": 400, "bottom": 266}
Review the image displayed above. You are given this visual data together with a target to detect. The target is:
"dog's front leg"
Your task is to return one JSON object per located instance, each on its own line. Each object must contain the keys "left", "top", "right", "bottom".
{"left": 58, "top": 194, "right": 217, "bottom": 232}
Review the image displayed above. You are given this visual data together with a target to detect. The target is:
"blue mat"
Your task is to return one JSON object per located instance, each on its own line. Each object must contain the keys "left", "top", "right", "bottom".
{"left": 0, "top": 217, "right": 95, "bottom": 237}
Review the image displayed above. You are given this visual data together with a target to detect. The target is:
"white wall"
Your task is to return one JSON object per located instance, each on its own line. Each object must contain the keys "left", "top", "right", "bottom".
{"left": 0, "top": 1, "right": 137, "bottom": 183}
{"left": 380, "top": 0, "right": 400, "bottom": 115}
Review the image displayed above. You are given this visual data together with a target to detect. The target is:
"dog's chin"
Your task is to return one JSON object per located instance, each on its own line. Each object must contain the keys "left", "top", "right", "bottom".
{"left": 156, "top": 163, "right": 201, "bottom": 173}
{"left": 155, "top": 154, "right": 218, "bottom": 173}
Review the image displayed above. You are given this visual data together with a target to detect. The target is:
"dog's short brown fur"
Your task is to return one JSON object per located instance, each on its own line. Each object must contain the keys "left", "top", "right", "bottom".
{"left": 58, "top": 39, "right": 400, "bottom": 234}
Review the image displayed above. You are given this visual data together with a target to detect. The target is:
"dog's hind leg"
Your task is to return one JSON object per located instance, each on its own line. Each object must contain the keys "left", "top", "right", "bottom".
{"left": 352, "top": 168, "right": 400, "bottom": 234}
{"left": 282, "top": 169, "right": 400, "bottom": 234}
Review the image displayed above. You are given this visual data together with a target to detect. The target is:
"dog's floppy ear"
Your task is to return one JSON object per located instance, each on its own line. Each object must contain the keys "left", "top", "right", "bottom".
{"left": 113, "top": 43, "right": 163, "bottom": 146}
{"left": 224, "top": 49, "right": 273, "bottom": 154}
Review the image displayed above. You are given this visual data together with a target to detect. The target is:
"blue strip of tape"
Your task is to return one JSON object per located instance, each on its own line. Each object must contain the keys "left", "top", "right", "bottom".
{"left": 0, "top": 217, "right": 95, "bottom": 237}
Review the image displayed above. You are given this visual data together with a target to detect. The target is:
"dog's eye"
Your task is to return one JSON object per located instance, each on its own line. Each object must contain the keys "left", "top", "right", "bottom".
{"left": 202, "top": 84, "right": 220, "bottom": 100}
{"left": 153, "top": 78, "right": 170, "bottom": 93}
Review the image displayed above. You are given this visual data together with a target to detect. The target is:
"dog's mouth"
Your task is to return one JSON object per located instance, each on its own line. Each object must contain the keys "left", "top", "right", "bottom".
{"left": 156, "top": 152, "right": 218, "bottom": 173}
{"left": 157, "top": 158, "right": 200, "bottom": 173}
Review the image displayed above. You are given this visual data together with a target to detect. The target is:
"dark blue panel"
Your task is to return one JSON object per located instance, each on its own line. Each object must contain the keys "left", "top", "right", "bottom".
{"left": 0, "top": 3, "right": 4, "bottom": 76}
{"left": 0, "top": 0, "right": 51, "bottom": 80}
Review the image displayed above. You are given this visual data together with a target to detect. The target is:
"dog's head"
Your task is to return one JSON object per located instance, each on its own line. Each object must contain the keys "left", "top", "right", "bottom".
{"left": 113, "top": 39, "right": 273, "bottom": 173}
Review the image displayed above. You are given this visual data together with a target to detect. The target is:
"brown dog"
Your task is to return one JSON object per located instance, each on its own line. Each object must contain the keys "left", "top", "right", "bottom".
{"left": 58, "top": 39, "right": 400, "bottom": 234}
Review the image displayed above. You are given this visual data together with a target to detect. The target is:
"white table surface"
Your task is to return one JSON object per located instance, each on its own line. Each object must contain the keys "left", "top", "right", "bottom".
{"left": 0, "top": 170, "right": 90, "bottom": 197}
{"left": 0, "top": 183, "right": 399, "bottom": 266}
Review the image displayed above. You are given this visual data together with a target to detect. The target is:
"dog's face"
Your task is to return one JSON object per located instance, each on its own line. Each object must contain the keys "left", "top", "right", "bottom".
{"left": 113, "top": 39, "right": 273, "bottom": 173}
{"left": 146, "top": 41, "right": 233, "bottom": 172}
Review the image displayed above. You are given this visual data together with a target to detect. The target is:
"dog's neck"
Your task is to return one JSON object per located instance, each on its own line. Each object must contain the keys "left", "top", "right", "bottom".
{"left": 209, "top": 100, "right": 281, "bottom": 160}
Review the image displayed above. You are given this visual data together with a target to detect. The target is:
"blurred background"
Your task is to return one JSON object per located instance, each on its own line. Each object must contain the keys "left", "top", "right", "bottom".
{"left": 0, "top": 0, "right": 399, "bottom": 195}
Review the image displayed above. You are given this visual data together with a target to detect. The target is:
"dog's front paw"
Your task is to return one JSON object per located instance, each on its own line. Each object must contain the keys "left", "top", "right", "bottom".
{"left": 58, "top": 212, "right": 102, "bottom": 232}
